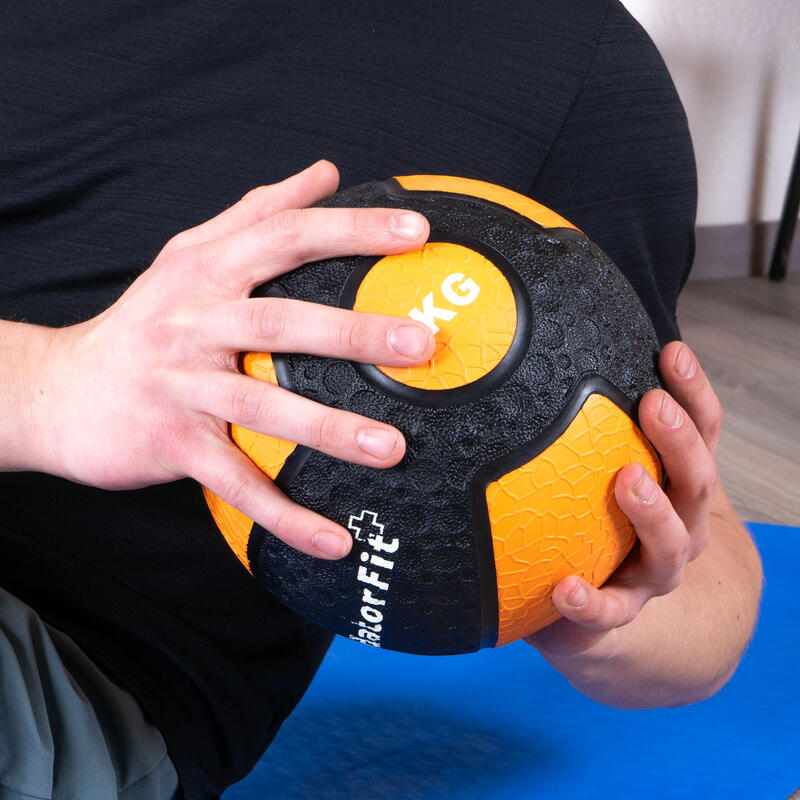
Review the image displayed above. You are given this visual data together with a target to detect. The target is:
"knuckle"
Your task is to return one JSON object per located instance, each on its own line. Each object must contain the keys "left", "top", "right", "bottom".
{"left": 160, "top": 230, "right": 191, "bottom": 258}
{"left": 229, "top": 382, "right": 266, "bottom": 427}
{"left": 707, "top": 405, "right": 723, "bottom": 438}
{"left": 142, "top": 312, "right": 180, "bottom": 352}
{"left": 701, "top": 387, "right": 722, "bottom": 422}
{"left": 660, "top": 537, "right": 691, "bottom": 573}
{"left": 264, "top": 208, "right": 304, "bottom": 249}
{"left": 696, "top": 465, "right": 720, "bottom": 505}
{"left": 240, "top": 186, "right": 273, "bottom": 222}
{"left": 336, "top": 315, "right": 368, "bottom": 356}
{"left": 306, "top": 411, "right": 338, "bottom": 452}
{"left": 267, "top": 509, "right": 294, "bottom": 541}
{"left": 616, "top": 606, "right": 640, "bottom": 628}
{"left": 157, "top": 247, "right": 192, "bottom": 279}
{"left": 246, "top": 299, "right": 285, "bottom": 345}
{"left": 218, "top": 469, "right": 254, "bottom": 512}
{"left": 657, "top": 568, "right": 685, "bottom": 597}
{"left": 179, "top": 428, "right": 220, "bottom": 477}
{"left": 345, "top": 209, "right": 374, "bottom": 243}
{"left": 174, "top": 242, "right": 218, "bottom": 288}
{"left": 613, "top": 591, "right": 648, "bottom": 628}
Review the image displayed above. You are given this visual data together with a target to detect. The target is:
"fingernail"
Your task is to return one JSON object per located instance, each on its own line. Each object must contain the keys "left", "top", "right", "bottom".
{"left": 357, "top": 428, "right": 399, "bottom": 459}
{"left": 565, "top": 581, "right": 588, "bottom": 609}
{"left": 675, "top": 347, "right": 697, "bottom": 379}
{"left": 312, "top": 532, "right": 349, "bottom": 558}
{"left": 388, "top": 324, "right": 430, "bottom": 359}
{"left": 632, "top": 464, "right": 658, "bottom": 505}
{"left": 658, "top": 392, "right": 682, "bottom": 429}
{"left": 391, "top": 212, "right": 425, "bottom": 240}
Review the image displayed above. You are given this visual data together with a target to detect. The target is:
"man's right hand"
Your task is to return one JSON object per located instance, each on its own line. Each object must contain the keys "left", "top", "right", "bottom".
{"left": 9, "top": 160, "right": 434, "bottom": 559}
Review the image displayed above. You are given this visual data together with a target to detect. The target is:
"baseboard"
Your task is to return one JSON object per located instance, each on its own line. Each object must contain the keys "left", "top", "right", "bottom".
{"left": 691, "top": 221, "right": 800, "bottom": 280}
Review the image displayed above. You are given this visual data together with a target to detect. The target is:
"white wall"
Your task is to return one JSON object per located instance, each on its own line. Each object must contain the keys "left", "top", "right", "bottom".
{"left": 621, "top": 0, "right": 800, "bottom": 227}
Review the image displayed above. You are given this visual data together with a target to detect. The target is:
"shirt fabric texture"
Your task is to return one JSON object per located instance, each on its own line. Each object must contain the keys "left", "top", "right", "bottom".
{"left": 0, "top": 2, "right": 696, "bottom": 797}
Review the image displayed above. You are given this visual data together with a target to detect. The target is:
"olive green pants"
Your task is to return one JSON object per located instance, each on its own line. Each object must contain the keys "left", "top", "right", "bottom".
{"left": 0, "top": 587, "right": 179, "bottom": 800}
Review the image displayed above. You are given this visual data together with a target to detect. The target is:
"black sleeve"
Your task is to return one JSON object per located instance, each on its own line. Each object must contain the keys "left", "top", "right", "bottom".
{"left": 529, "top": 0, "right": 697, "bottom": 346}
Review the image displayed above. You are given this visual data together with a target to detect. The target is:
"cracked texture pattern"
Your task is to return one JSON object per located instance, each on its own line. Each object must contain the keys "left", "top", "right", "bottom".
{"left": 487, "top": 393, "right": 662, "bottom": 645}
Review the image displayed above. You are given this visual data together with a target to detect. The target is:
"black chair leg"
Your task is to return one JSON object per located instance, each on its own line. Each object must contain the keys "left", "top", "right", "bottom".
{"left": 769, "top": 127, "right": 800, "bottom": 282}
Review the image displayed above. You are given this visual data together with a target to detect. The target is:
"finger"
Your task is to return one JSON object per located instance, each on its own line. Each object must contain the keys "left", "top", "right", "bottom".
{"left": 194, "top": 205, "right": 430, "bottom": 295}
{"left": 637, "top": 388, "right": 718, "bottom": 535}
{"left": 550, "top": 575, "right": 650, "bottom": 632}
{"left": 190, "top": 433, "right": 352, "bottom": 559}
{"left": 659, "top": 341, "right": 722, "bottom": 455}
{"left": 195, "top": 298, "right": 434, "bottom": 365}
{"left": 180, "top": 371, "right": 407, "bottom": 468}
{"left": 161, "top": 160, "right": 340, "bottom": 256}
{"left": 549, "top": 465, "right": 690, "bottom": 630}
{"left": 615, "top": 461, "right": 695, "bottom": 581}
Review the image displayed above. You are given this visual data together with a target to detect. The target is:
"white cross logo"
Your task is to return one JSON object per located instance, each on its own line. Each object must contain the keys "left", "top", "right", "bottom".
{"left": 347, "top": 509, "right": 384, "bottom": 543}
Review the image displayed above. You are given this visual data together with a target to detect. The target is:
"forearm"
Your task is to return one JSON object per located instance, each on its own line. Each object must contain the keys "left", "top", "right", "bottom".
{"left": 0, "top": 319, "right": 58, "bottom": 473}
{"left": 537, "top": 484, "right": 763, "bottom": 709}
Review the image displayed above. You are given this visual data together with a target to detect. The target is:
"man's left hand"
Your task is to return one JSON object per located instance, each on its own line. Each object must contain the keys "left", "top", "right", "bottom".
{"left": 527, "top": 341, "right": 721, "bottom": 658}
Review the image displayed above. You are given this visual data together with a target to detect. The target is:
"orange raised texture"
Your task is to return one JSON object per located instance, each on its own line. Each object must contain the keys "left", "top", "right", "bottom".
{"left": 394, "top": 175, "right": 580, "bottom": 232}
{"left": 353, "top": 242, "right": 517, "bottom": 390}
{"left": 203, "top": 352, "right": 297, "bottom": 572}
{"left": 486, "top": 393, "right": 662, "bottom": 646}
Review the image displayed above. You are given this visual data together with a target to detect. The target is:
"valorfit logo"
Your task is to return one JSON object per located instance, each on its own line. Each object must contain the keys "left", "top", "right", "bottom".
{"left": 347, "top": 510, "right": 398, "bottom": 647}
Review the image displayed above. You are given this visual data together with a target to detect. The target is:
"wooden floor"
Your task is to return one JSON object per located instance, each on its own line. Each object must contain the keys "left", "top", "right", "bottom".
{"left": 677, "top": 271, "right": 800, "bottom": 525}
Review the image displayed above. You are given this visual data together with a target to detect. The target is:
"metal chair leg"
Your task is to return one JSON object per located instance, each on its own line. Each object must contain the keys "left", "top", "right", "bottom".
{"left": 769, "top": 126, "right": 800, "bottom": 282}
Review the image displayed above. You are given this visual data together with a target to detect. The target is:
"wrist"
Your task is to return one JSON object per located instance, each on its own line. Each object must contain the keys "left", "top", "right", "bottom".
{"left": 0, "top": 320, "right": 62, "bottom": 474}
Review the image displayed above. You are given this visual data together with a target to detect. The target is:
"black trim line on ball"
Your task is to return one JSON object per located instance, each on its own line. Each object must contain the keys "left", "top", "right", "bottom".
{"left": 338, "top": 232, "right": 532, "bottom": 408}
{"left": 246, "top": 442, "right": 314, "bottom": 575}
{"left": 242, "top": 283, "right": 316, "bottom": 567}
{"left": 246, "top": 283, "right": 313, "bottom": 491}
{"left": 469, "top": 374, "right": 638, "bottom": 649}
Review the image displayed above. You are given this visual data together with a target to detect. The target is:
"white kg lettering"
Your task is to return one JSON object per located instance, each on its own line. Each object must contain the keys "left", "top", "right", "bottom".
{"left": 408, "top": 272, "right": 481, "bottom": 333}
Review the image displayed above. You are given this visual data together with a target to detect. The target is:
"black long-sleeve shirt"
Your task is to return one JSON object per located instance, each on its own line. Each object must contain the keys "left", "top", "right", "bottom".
{"left": 0, "top": 2, "right": 696, "bottom": 796}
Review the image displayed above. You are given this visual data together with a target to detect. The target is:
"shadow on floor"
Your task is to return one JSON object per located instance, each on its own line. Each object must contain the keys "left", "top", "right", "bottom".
{"left": 224, "top": 699, "right": 561, "bottom": 800}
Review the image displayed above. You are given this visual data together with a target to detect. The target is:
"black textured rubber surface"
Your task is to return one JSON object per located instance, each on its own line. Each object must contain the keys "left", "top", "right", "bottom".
{"left": 248, "top": 179, "right": 661, "bottom": 655}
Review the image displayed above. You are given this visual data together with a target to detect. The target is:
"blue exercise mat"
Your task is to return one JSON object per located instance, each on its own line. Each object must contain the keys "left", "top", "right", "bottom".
{"left": 224, "top": 523, "right": 799, "bottom": 800}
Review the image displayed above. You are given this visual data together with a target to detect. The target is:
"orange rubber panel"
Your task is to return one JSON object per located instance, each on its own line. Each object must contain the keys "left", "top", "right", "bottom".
{"left": 394, "top": 175, "right": 580, "bottom": 232}
{"left": 203, "top": 352, "right": 298, "bottom": 573}
{"left": 353, "top": 242, "right": 517, "bottom": 390}
{"left": 486, "top": 393, "right": 662, "bottom": 646}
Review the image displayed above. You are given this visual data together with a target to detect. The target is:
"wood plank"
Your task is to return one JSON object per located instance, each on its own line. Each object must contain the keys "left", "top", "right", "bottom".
{"left": 677, "top": 273, "right": 800, "bottom": 525}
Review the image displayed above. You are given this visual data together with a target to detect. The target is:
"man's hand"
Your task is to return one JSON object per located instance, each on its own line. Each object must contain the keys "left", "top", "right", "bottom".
{"left": 17, "top": 160, "right": 435, "bottom": 560}
{"left": 526, "top": 342, "right": 762, "bottom": 707}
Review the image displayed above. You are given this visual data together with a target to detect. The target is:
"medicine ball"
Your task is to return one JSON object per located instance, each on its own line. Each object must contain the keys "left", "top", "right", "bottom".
{"left": 203, "top": 175, "right": 662, "bottom": 655}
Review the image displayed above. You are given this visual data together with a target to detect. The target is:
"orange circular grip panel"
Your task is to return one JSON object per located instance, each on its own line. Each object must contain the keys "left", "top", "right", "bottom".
{"left": 486, "top": 393, "right": 662, "bottom": 646}
{"left": 395, "top": 175, "right": 580, "bottom": 232}
{"left": 202, "top": 352, "right": 298, "bottom": 573}
{"left": 353, "top": 242, "right": 517, "bottom": 390}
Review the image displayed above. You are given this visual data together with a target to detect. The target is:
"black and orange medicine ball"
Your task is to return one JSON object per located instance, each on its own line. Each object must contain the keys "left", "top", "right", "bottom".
{"left": 203, "top": 175, "right": 663, "bottom": 655}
